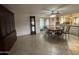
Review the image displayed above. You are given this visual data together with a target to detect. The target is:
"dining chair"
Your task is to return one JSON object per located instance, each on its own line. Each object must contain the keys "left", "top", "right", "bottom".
{"left": 45, "top": 29, "right": 55, "bottom": 39}
{"left": 54, "top": 31, "right": 62, "bottom": 40}
{"left": 47, "top": 30, "right": 53, "bottom": 37}
{"left": 62, "top": 25, "right": 71, "bottom": 40}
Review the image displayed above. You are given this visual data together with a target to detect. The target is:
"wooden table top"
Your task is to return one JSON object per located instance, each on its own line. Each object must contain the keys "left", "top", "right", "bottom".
{"left": 47, "top": 26, "right": 63, "bottom": 31}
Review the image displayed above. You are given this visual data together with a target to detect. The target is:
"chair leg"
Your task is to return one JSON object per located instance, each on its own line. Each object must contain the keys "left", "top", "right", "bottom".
{"left": 68, "top": 33, "right": 69, "bottom": 39}
{"left": 65, "top": 34, "right": 67, "bottom": 40}
{"left": 61, "top": 34, "right": 64, "bottom": 39}
{"left": 66, "top": 33, "right": 70, "bottom": 40}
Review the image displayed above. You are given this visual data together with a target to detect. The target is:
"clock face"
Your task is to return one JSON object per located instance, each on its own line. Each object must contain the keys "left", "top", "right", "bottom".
{"left": 31, "top": 18, "right": 34, "bottom": 25}
{"left": 32, "top": 26, "right": 35, "bottom": 32}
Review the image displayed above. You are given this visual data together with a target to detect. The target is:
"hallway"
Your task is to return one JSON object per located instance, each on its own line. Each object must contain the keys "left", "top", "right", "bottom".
{"left": 9, "top": 32, "right": 79, "bottom": 55}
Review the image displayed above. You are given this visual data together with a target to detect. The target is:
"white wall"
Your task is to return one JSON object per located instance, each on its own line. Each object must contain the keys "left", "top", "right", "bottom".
{"left": 15, "top": 13, "right": 40, "bottom": 36}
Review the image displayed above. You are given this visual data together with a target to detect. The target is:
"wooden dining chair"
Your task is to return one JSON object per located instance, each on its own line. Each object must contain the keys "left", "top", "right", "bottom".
{"left": 45, "top": 29, "right": 55, "bottom": 39}
{"left": 62, "top": 25, "right": 71, "bottom": 40}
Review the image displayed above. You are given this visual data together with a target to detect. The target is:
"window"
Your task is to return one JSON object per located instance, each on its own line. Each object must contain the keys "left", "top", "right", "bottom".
{"left": 46, "top": 19, "right": 49, "bottom": 26}
{"left": 75, "top": 17, "right": 79, "bottom": 25}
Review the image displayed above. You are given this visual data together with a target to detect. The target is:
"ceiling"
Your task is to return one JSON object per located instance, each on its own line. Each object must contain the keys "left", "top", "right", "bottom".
{"left": 3, "top": 4, "right": 79, "bottom": 17}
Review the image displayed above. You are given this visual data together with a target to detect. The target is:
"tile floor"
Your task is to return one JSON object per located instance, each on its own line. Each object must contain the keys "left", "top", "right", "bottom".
{"left": 9, "top": 32, "right": 79, "bottom": 55}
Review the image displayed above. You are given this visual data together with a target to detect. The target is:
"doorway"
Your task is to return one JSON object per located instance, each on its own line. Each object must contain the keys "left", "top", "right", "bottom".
{"left": 40, "top": 18, "right": 49, "bottom": 31}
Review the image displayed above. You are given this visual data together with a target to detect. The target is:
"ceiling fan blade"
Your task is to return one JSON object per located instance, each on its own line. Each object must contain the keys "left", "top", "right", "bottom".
{"left": 40, "top": 5, "right": 69, "bottom": 15}
{"left": 40, "top": 10, "right": 52, "bottom": 14}
{"left": 55, "top": 4, "right": 70, "bottom": 11}
{"left": 40, "top": 12, "right": 51, "bottom": 15}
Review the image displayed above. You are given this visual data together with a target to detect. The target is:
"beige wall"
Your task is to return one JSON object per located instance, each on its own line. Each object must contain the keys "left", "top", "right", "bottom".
{"left": 15, "top": 13, "right": 40, "bottom": 36}
{"left": 63, "top": 13, "right": 79, "bottom": 24}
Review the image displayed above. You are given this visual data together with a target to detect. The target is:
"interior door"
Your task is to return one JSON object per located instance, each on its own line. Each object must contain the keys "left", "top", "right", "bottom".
{"left": 30, "top": 16, "right": 36, "bottom": 35}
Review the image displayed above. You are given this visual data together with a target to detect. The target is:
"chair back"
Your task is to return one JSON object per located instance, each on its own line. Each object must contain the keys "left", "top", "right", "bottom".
{"left": 64, "top": 25, "right": 71, "bottom": 33}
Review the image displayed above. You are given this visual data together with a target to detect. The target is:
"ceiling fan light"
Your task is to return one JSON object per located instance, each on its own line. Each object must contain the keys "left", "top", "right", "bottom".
{"left": 50, "top": 15, "right": 56, "bottom": 17}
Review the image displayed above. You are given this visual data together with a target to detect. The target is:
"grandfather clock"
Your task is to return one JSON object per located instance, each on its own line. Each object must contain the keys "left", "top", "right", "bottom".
{"left": 30, "top": 16, "right": 36, "bottom": 35}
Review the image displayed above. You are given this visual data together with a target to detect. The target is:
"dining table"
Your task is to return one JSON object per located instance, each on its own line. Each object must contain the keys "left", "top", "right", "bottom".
{"left": 47, "top": 26, "right": 63, "bottom": 32}
{"left": 46, "top": 26, "right": 64, "bottom": 38}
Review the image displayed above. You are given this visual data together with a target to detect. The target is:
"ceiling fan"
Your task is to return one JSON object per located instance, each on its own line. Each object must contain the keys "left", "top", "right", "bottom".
{"left": 40, "top": 10, "right": 61, "bottom": 18}
{"left": 40, "top": 10, "right": 61, "bottom": 15}
{"left": 51, "top": 11, "right": 60, "bottom": 15}
{"left": 40, "top": 4, "right": 68, "bottom": 16}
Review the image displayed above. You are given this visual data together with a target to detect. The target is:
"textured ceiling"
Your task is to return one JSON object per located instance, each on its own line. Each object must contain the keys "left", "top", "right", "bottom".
{"left": 3, "top": 4, "right": 79, "bottom": 16}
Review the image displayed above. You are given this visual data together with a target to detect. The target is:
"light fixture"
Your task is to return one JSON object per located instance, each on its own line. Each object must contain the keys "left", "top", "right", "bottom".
{"left": 50, "top": 15, "right": 56, "bottom": 17}
{"left": 70, "top": 15, "right": 73, "bottom": 19}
